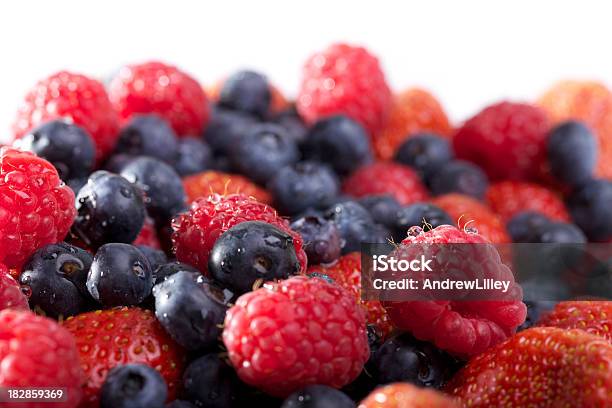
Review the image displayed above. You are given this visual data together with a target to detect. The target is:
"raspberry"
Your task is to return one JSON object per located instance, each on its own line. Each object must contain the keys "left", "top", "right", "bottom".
{"left": 453, "top": 101, "right": 550, "bottom": 180}
{"left": 12, "top": 71, "right": 119, "bottom": 161}
{"left": 307, "top": 253, "right": 392, "bottom": 338}
{"left": 297, "top": 43, "right": 392, "bottom": 134}
{"left": 485, "top": 181, "right": 570, "bottom": 222}
{"left": 0, "top": 148, "right": 76, "bottom": 268}
{"left": 62, "top": 307, "right": 184, "bottom": 406}
{"left": 132, "top": 216, "right": 161, "bottom": 249}
{"left": 109, "top": 61, "right": 210, "bottom": 136}
{"left": 374, "top": 89, "right": 452, "bottom": 160}
{"left": 0, "top": 264, "right": 28, "bottom": 311}
{"left": 222, "top": 276, "right": 369, "bottom": 397}
{"left": 446, "top": 327, "right": 612, "bottom": 407}
{"left": 0, "top": 309, "right": 84, "bottom": 408}
{"left": 359, "top": 383, "right": 459, "bottom": 408}
{"left": 343, "top": 162, "right": 429, "bottom": 206}
{"left": 172, "top": 194, "right": 306, "bottom": 274}
{"left": 538, "top": 80, "right": 612, "bottom": 179}
{"left": 183, "top": 170, "right": 271, "bottom": 205}
{"left": 383, "top": 225, "right": 526, "bottom": 357}
{"left": 432, "top": 193, "right": 510, "bottom": 243}
{"left": 537, "top": 301, "right": 612, "bottom": 342}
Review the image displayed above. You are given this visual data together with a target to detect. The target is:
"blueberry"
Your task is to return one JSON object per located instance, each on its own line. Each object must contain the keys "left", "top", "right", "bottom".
{"left": 136, "top": 245, "right": 168, "bottom": 272}
{"left": 429, "top": 160, "right": 489, "bottom": 199}
{"left": 153, "top": 271, "right": 228, "bottom": 350}
{"left": 116, "top": 115, "right": 179, "bottom": 163}
{"left": 394, "top": 133, "right": 453, "bottom": 182}
{"left": 272, "top": 106, "right": 308, "bottom": 143}
{"left": 104, "top": 153, "right": 136, "bottom": 173}
{"left": 67, "top": 177, "right": 87, "bottom": 195}
{"left": 290, "top": 215, "right": 341, "bottom": 264}
{"left": 229, "top": 123, "right": 299, "bottom": 185}
{"left": 517, "top": 301, "right": 558, "bottom": 331}
{"left": 269, "top": 162, "right": 339, "bottom": 215}
{"left": 18, "top": 119, "right": 95, "bottom": 181}
{"left": 325, "top": 201, "right": 390, "bottom": 253}
{"left": 372, "top": 332, "right": 455, "bottom": 388}
{"left": 166, "top": 401, "right": 196, "bottom": 408}
{"left": 507, "top": 211, "right": 552, "bottom": 243}
{"left": 208, "top": 221, "right": 301, "bottom": 294}
{"left": 281, "top": 385, "right": 355, "bottom": 408}
{"left": 183, "top": 354, "right": 238, "bottom": 408}
{"left": 567, "top": 179, "right": 612, "bottom": 241}
{"left": 73, "top": 171, "right": 146, "bottom": 248}
{"left": 302, "top": 115, "right": 372, "bottom": 175}
{"left": 547, "top": 121, "right": 597, "bottom": 186}
{"left": 394, "top": 203, "right": 453, "bottom": 241}
{"left": 357, "top": 195, "right": 402, "bottom": 229}
{"left": 19, "top": 243, "right": 92, "bottom": 318}
{"left": 121, "top": 157, "right": 187, "bottom": 223}
{"left": 173, "top": 138, "right": 213, "bottom": 176}
{"left": 203, "top": 108, "right": 257, "bottom": 156}
{"left": 87, "top": 243, "right": 153, "bottom": 307}
{"left": 153, "top": 261, "right": 200, "bottom": 285}
{"left": 100, "top": 364, "right": 167, "bottom": 408}
{"left": 538, "top": 222, "right": 587, "bottom": 244}
{"left": 219, "top": 70, "right": 271, "bottom": 118}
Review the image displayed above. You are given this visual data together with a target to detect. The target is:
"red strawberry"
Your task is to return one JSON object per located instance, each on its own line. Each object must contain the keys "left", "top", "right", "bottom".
{"left": 446, "top": 327, "right": 612, "bottom": 407}
{"left": 62, "top": 307, "right": 184, "bottom": 406}
{"left": 0, "top": 264, "right": 28, "bottom": 311}
{"left": 537, "top": 301, "right": 612, "bottom": 342}
{"left": 183, "top": 171, "right": 271, "bottom": 205}
{"left": 359, "top": 383, "right": 459, "bottom": 408}
{"left": 343, "top": 162, "right": 429, "bottom": 206}
{"left": 486, "top": 181, "right": 570, "bottom": 222}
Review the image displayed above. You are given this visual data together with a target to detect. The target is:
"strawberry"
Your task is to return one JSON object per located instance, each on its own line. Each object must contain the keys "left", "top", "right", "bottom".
{"left": 537, "top": 301, "right": 612, "bottom": 343}
{"left": 486, "top": 181, "right": 570, "bottom": 222}
{"left": 182, "top": 170, "right": 271, "bottom": 205}
{"left": 359, "top": 383, "right": 459, "bottom": 408}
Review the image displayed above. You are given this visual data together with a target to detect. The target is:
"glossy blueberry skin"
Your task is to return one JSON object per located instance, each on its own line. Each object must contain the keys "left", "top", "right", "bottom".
{"left": 19, "top": 243, "right": 93, "bottom": 318}
{"left": 87, "top": 243, "right": 153, "bottom": 307}
{"left": 394, "top": 133, "right": 453, "bottom": 182}
{"left": 173, "top": 138, "right": 213, "bottom": 176}
{"left": 507, "top": 211, "right": 552, "bottom": 243}
{"left": 325, "top": 201, "right": 390, "bottom": 253}
{"left": 100, "top": 364, "right": 168, "bottom": 408}
{"left": 290, "top": 215, "right": 341, "bottom": 265}
{"left": 302, "top": 115, "right": 372, "bottom": 175}
{"left": 547, "top": 120, "right": 597, "bottom": 187}
{"left": 281, "top": 385, "right": 355, "bottom": 408}
{"left": 269, "top": 161, "right": 340, "bottom": 216}
{"left": 183, "top": 354, "right": 238, "bottom": 408}
{"left": 153, "top": 271, "right": 229, "bottom": 350}
{"left": 203, "top": 107, "right": 257, "bottom": 156}
{"left": 153, "top": 261, "right": 200, "bottom": 285}
{"left": 18, "top": 119, "right": 95, "bottom": 181}
{"left": 358, "top": 195, "right": 402, "bottom": 230}
{"left": 229, "top": 123, "right": 299, "bottom": 185}
{"left": 120, "top": 156, "right": 187, "bottom": 224}
{"left": 538, "top": 222, "right": 587, "bottom": 244}
{"left": 208, "top": 221, "right": 301, "bottom": 294}
{"left": 73, "top": 171, "right": 146, "bottom": 248}
{"left": 136, "top": 245, "right": 168, "bottom": 272}
{"left": 394, "top": 203, "right": 453, "bottom": 242}
{"left": 272, "top": 107, "right": 308, "bottom": 143}
{"left": 429, "top": 160, "right": 489, "bottom": 199}
{"left": 116, "top": 115, "right": 179, "bottom": 163}
{"left": 103, "top": 153, "right": 136, "bottom": 173}
{"left": 219, "top": 70, "right": 271, "bottom": 118}
{"left": 567, "top": 179, "right": 612, "bottom": 241}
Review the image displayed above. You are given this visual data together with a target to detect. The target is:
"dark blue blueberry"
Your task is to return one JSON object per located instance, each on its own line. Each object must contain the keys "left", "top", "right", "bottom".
{"left": 325, "top": 201, "right": 390, "bottom": 253}
{"left": 173, "top": 138, "right": 213, "bottom": 176}
{"left": 537, "top": 222, "right": 587, "bottom": 244}
{"left": 87, "top": 243, "right": 153, "bottom": 307}
{"left": 19, "top": 243, "right": 92, "bottom": 318}
{"left": 218, "top": 70, "right": 271, "bottom": 118}
{"left": 272, "top": 106, "right": 308, "bottom": 143}
{"left": 73, "top": 171, "right": 146, "bottom": 248}
{"left": 229, "top": 123, "right": 299, "bottom": 185}
{"left": 567, "top": 179, "right": 612, "bottom": 241}
{"left": 394, "top": 133, "right": 453, "bottom": 182}
{"left": 547, "top": 121, "right": 597, "bottom": 186}
{"left": 429, "top": 160, "right": 489, "bottom": 199}
{"left": 290, "top": 215, "right": 341, "bottom": 264}
{"left": 203, "top": 107, "right": 257, "bottom": 156}
{"left": 153, "top": 271, "right": 228, "bottom": 350}
{"left": 18, "top": 120, "right": 96, "bottom": 181}
{"left": 67, "top": 177, "right": 87, "bottom": 195}
{"left": 183, "top": 354, "right": 238, "bottom": 408}
{"left": 302, "top": 115, "right": 372, "bottom": 175}
{"left": 517, "top": 301, "right": 558, "bottom": 331}
{"left": 100, "top": 364, "right": 167, "bottom": 408}
{"left": 507, "top": 211, "right": 552, "bottom": 243}
{"left": 136, "top": 245, "right": 168, "bottom": 272}
{"left": 103, "top": 153, "right": 136, "bottom": 173}
{"left": 269, "top": 162, "right": 339, "bottom": 215}
{"left": 208, "top": 221, "right": 301, "bottom": 294}
{"left": 166, "top": 401, "right": 196, "bottom": 408}
{"left": 116, "top": 115, "right": 179, "bottom": 163}
{"left": 394, "top": 203, "right": 452, "bottom": 241}
{"left": 153, "top": 261, "right": 200, "bottom": 285}
{"left": 120, "top": 157, "right": 187, "bottom": 224}
{"left": 358, "top": 195, "right": 402, "bottom": 229}
{"left": 281, "top": 385, "right": 355, "bottom": 408}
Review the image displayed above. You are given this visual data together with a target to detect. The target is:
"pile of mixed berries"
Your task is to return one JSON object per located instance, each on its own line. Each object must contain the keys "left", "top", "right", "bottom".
{"left": 1, "top": 42, "right": 611, "bottom": 408}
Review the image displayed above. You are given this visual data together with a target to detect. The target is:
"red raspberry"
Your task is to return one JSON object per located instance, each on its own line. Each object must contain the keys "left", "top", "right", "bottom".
{"left": 172, "top": 194, "right": 306, "bottom": 274}
{"left": 486, "top": 181, "right": 570, "bottom": 222}
{"left": 537, "top": 301, "right": 612, "bottom": 342}
{"left": 453, "top": 101, "right": 550, "bottom": 180}
{"left": 383, "top": 225, "right": 526, "bottom": 357}
{"left": 0, "top": 148, "right": 76, "bottom": 268}
{"left": 360, "top": 383, "right": 460, "bottom": 408}
{"left": 0, "top": 264, "right": 28, "bottom": 311}
{"left": 62, "top": 307, "right": 184, "bottom": 406}
{"left": 343, "top": 162, "right": 428, "bottom": 206}
{"left": 446, "top": 327, "right": 612, "bottom": 407}
{"left": 0, "top": 309, "right": 84, "bottom": 408}
{"left": 109, "top": 61, "right": 210, "bottom": 136}
{"left": 222, "top": 276, "right": 369, "bottom": 397}
{"left": 183, "top": 171, "right": 271, "bottom": 205}
{"left": 307, "top": 253, "right": 392, "bottom": 338}
{"left": 297, "top": 43, "right": 392, "bottom": 134}
{"left": 132, "top": 216, "right": 161, "bottom": 249}
{"left": 12, "top": 71, "right": 119, "bottom": 161}
{"left": 374, "top": 88, "right": 452, "bottom": 160}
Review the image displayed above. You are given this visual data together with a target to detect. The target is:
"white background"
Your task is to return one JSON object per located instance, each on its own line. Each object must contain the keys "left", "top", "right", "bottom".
{"left": 1, "top": 0, "right": 612, "bottom": 140}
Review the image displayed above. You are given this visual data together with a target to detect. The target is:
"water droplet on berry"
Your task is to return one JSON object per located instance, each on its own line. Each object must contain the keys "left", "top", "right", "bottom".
{"left": 407, "top": 226, "right": 423, "bottom": 237}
